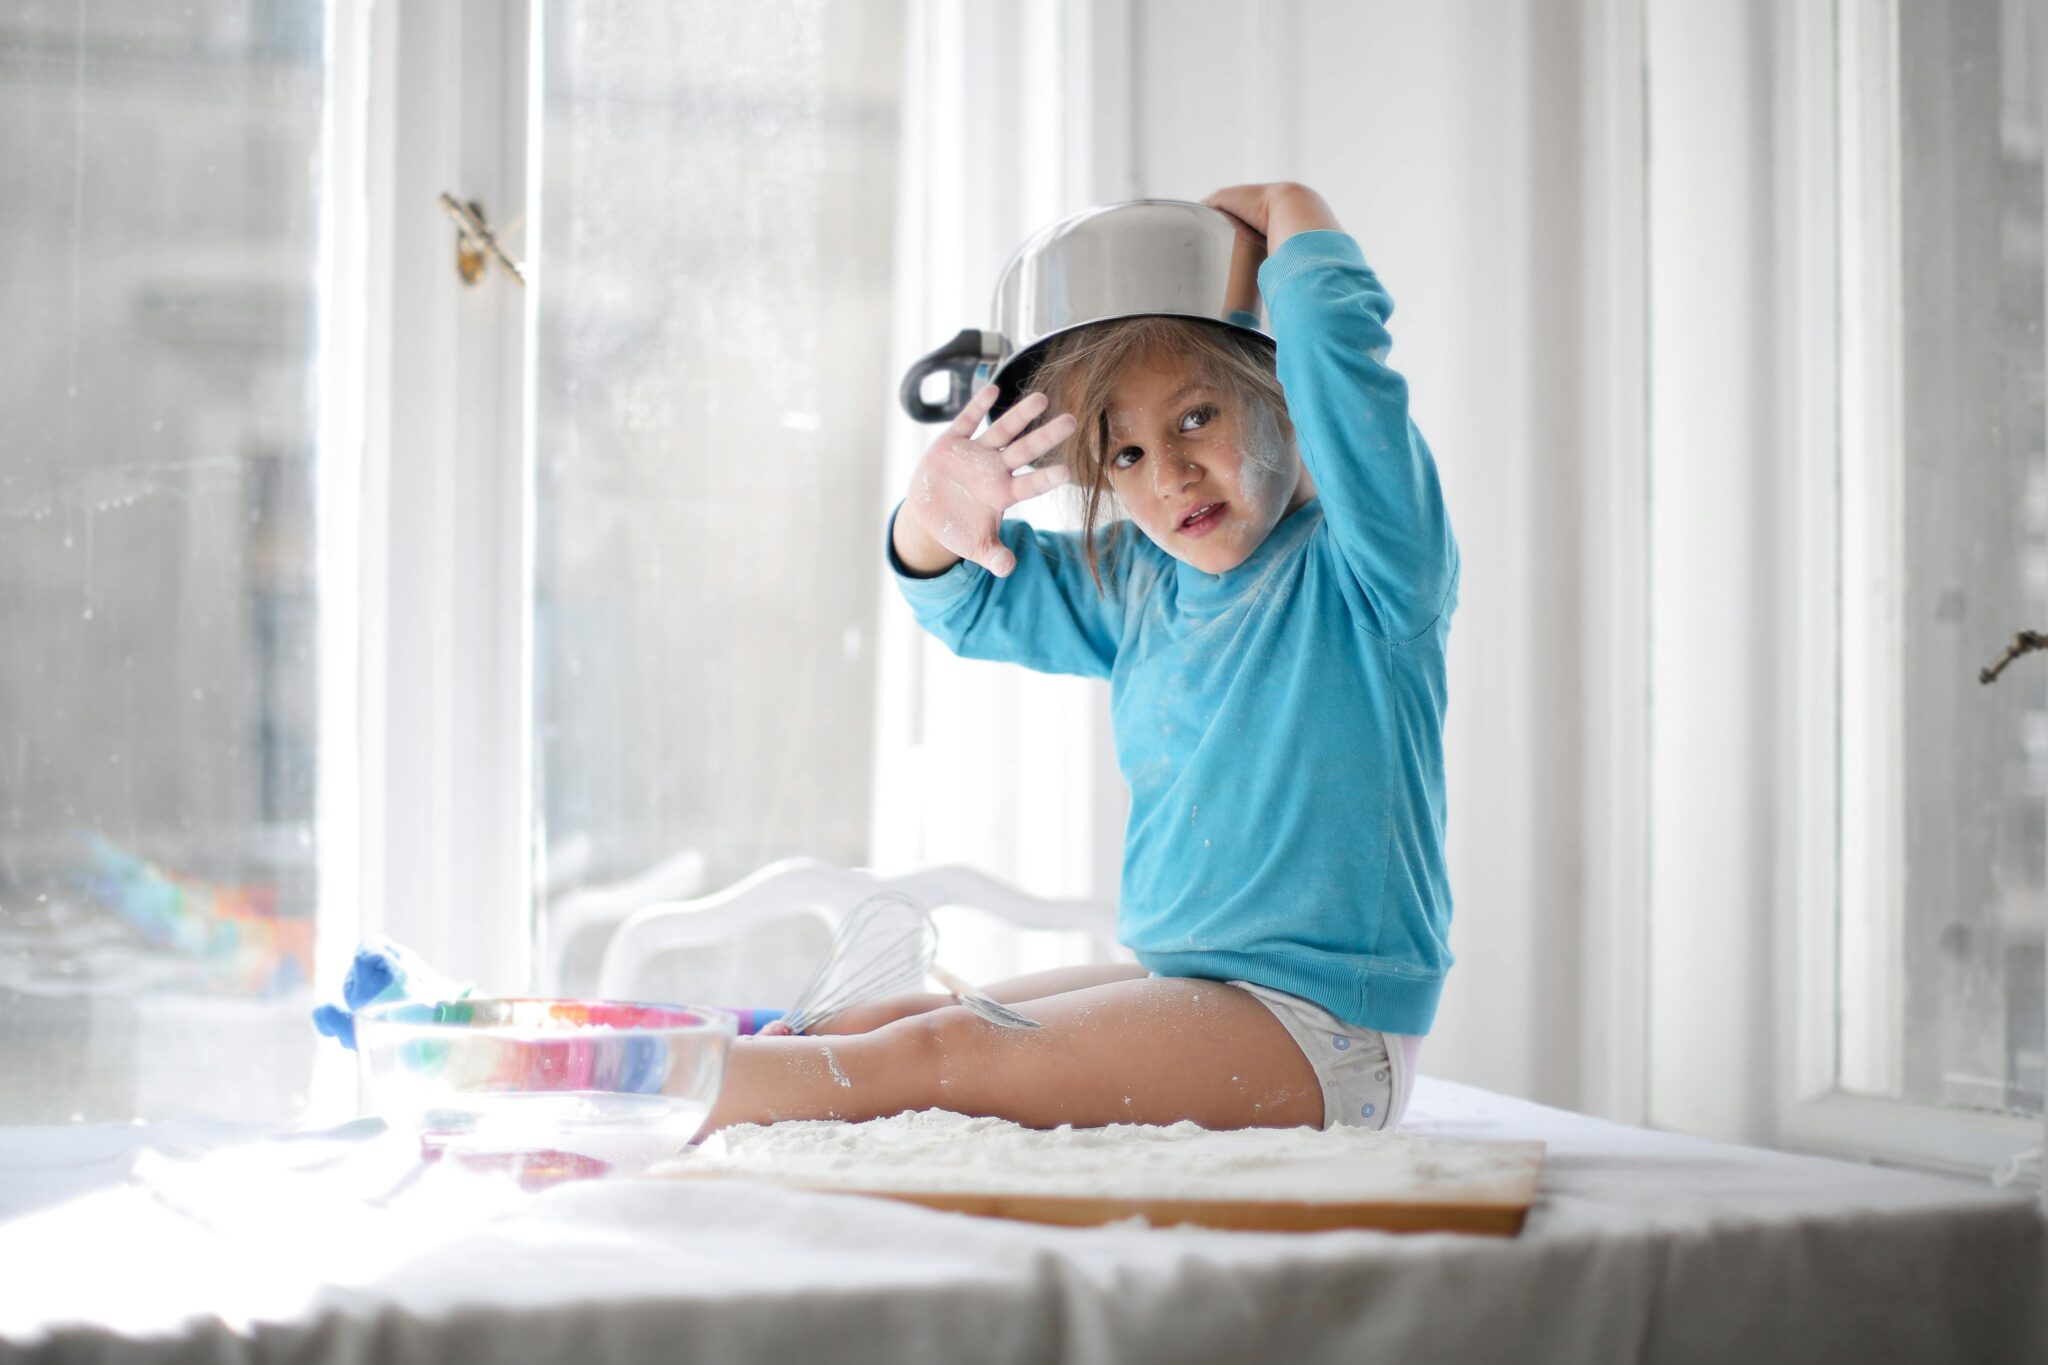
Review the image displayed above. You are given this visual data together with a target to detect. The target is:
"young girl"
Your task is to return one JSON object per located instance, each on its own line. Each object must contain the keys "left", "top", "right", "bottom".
{"left": 702, "top": 181, "right": 1456, "bottom": 1136}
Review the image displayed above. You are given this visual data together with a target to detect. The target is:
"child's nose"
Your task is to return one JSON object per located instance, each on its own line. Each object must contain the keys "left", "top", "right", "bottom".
{"left": 1152, "top": 445, "right": 1201, "bottom": 495}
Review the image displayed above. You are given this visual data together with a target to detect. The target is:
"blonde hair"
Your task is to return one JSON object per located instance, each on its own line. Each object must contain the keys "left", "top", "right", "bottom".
{"left": 1020, "top": 316, "right": 1293, "bottom": 594}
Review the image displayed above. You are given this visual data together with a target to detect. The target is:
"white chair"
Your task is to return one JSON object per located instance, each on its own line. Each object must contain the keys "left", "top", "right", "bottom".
{"left": 594, "top": 857, "right": 1120, "bottom": 1011}
{"left": 543, "top": 846, "right": 708, "bottom": 996}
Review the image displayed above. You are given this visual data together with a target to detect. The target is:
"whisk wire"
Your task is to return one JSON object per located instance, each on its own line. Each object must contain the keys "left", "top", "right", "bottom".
{"left": 781, "top": 890, "right": 938, "bottom": 1034}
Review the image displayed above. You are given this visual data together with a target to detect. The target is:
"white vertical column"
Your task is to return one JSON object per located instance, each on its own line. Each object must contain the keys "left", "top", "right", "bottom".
{"left": 357, "top": 0, "right": 534, "bottom": 996}
{"left": 1578, "top": 0, "right": 1650, "bottom": 1127}
{"left": 1834, "top": 0, "right": 1905, "bottom": 1105}
{"left": 1644, "top": 0, "right": 1775, "bottom": 1144}
{"left": 311, "top": 0, "right": 373, "bottom": 1121}
{"left": 1772, "top": 0, "right": 1845, "bottom": 1145}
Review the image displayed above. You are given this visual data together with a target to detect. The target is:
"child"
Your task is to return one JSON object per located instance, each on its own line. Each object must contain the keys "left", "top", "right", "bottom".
{"left": 703, "top": 181, "right": 1456, "bottom": 1136}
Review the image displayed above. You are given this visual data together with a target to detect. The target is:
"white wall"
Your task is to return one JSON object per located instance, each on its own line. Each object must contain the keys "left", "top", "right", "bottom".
{"left": 1111, "top": 0, "right": 1600, "bottom": 1109}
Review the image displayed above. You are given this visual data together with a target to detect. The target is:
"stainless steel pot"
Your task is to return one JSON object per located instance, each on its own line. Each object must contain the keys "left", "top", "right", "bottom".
{"left": 898, "top": 198, "right": 1272, "bottom": 425}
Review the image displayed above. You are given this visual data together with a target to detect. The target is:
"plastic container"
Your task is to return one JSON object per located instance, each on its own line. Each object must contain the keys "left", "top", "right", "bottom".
{"left": 355, "top": 997, "right": 736, "bottom": 1177}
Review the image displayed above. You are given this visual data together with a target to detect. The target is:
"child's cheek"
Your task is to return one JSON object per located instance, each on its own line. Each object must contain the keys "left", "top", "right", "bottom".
{"left": 1237, "top": 444, "right": 1294, "bottom": 520}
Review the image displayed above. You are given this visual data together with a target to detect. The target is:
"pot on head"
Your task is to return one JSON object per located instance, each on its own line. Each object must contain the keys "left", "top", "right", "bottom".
{"left": 898, "top": 199, "right": 1272, "bottom": 426}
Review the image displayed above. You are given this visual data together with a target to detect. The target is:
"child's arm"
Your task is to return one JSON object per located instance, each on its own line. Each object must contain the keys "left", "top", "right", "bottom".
{"left": 1205, "top": 182, "right": 1458, "bottom": 641}
{"left": 889, "top": 383, "right": 1127, "bottom": 679}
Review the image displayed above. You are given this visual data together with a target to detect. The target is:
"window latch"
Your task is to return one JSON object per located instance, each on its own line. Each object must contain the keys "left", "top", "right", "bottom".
{"left": 1978, "top": 629, "right": 2048, "bottom": 685}
{"left": 438, "top": 193, "right": 526, "bottom": 287}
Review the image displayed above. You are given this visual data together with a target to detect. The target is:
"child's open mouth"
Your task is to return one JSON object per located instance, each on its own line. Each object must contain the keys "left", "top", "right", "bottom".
{"left": 1178, "top": 501, "right": 1227, "bottom": 538}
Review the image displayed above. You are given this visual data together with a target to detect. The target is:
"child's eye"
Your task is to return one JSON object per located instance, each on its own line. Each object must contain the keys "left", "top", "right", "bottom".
{"left": 1181, "top": 404, "right": 1216, "bottom": 431}
{"left": 1111, "top": 446, "right": 1143, "bottom": 470}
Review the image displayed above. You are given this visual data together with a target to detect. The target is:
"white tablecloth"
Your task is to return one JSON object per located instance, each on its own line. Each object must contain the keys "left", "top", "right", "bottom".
{"left": 2, "top": 1078, "right": 2042, "bottom": 1363}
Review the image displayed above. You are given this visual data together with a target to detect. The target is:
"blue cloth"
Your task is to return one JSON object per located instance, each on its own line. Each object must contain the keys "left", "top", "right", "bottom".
{"left": 887, "top": 229, "right": 1457, "bottom": 1034}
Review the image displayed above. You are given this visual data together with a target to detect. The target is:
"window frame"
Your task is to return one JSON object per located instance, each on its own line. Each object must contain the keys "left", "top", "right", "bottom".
{"left": 1769, "top": 0, "right": 2043, "bottom": 1185}
{"left": 340, "top": 0, "right": 1132, "bottom": 1038}
{"left": 341, "top": 0, "right": 539, "bottom": 1021}
{"left": 310, "top": 0, "right": 374, "bottom": 1121}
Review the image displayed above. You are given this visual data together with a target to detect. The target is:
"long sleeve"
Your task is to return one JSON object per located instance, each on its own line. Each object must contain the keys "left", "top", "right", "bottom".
{"left": 885, "top": 502, "right": 1125, "bottom": 679}
{"left": 1257, "top": 230, "right": 1458, "bottom": 641}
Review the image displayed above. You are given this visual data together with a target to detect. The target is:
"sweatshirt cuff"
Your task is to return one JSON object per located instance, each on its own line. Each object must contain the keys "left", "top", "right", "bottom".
{"left": 885, "top": 501, "right": 983, "bottom": 607}
{"left": 1256, "top": 228, "right": 1368, "bottom": 298}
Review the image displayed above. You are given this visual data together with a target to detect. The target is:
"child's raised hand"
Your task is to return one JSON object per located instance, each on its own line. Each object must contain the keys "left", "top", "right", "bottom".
{"left": 903, "top": 383, "right": 1076, "bottom": 577}
{"left": 1203, "top": 182, "right": 1341, "bottom": 252}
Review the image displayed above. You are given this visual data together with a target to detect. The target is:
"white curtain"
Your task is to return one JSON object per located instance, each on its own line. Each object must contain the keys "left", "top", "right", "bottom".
{"left": 869, "top": 0, "right": 1128, "bottom": 980}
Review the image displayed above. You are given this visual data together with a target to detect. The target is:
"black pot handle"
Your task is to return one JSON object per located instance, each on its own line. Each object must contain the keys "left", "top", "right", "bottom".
{"left": 899, "top": 328, "right": 1006, "bottom": 423}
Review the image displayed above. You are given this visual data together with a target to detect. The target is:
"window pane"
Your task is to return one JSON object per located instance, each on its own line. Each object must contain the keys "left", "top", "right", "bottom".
{"left": 534, "top": 1, "right": 905, "bottom": 991}
{"left": 1839, "top": 0, "right": 2047, "bottom": 1118}
{"left": 0, "top": 1, "right": 328, "bottom": 1122}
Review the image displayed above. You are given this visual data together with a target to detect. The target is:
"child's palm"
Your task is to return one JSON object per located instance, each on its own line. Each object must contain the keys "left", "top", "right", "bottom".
{"left": 910, "top": 386, "right": 1075, "bottom": 577}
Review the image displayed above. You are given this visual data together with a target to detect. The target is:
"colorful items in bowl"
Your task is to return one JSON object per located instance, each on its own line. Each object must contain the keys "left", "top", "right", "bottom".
{"left": 354, "top": 998, "right": 736, "bottom": 1176}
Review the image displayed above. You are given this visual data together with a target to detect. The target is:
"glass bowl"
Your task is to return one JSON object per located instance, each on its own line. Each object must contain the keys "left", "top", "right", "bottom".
{"left": 355, "top": 998, "right": 736, "bottom": 1177}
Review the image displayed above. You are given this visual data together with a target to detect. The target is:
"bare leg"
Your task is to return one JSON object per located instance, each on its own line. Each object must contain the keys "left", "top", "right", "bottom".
{"left": 975, "top": 961, "right": 1151, "bottom": 1004}
{"left": 801, "top": 992, "right": 953, "bottom": 1035}
{"left": 700, "top": 974, "right": 1321, "bottom": 1134}
{"left": 807, "top": 962, "right": 1150, "bottom": 1035}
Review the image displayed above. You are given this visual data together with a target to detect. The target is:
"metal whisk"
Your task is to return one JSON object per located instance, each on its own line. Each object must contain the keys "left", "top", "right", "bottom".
{"left": 778, "top": 889, "right": 1045, "bottom": 1033}
{"left": 780, "top": 890, "right": 939, "bottom": 1035}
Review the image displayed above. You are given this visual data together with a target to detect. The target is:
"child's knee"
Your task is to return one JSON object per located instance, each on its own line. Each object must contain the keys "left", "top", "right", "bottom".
{"left": 888, "top": 1001, "right": 989, "bottom": 1081}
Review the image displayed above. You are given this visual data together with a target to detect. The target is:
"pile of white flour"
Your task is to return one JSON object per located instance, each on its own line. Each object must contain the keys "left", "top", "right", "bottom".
{"left": 658, "top": 1109, "right": 1534, "bottom": 1204}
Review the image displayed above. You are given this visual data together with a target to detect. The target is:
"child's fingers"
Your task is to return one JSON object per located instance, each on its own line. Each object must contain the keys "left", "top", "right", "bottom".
{"left": 1004, "top": 462, "right": 1071, "bottom": 504}
{"left": 944, "top": 382, "right": 1002, "bottom": 439}
{"left": 973, "top": 538, "right": 1019, "bottom": 578}
{"left": 977, "top": 389, "right": 1048, "bottom": 451}
{"left": 1203, "top": 185, "right": 1248, "bottom": 212}
{"left": 1000, "top": 410, "right": 1076, "bottom": 469}
{"left": 1203, "top": 186, "right": 1271, "bottom": 242}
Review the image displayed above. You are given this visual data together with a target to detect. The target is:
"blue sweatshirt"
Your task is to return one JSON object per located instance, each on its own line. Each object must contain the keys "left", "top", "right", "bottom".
{"left": 887, "top": 230, "right": 1458, "bottom": 1034}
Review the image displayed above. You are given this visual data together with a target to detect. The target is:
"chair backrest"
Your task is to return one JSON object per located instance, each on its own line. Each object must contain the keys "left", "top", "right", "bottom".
{"left": 542, "top": 845, "right": 707, "bottom": 996}
{"left": 610, "top": 909, "right": 835, "bottom": 1010}
{"left": 594, "top": 857, "right": 1119, "bottom": 1009}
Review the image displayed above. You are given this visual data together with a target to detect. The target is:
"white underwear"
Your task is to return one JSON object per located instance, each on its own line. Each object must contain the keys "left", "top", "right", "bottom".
{"left": 1147, "top": 971, "right": 1421, "bottom": 1131}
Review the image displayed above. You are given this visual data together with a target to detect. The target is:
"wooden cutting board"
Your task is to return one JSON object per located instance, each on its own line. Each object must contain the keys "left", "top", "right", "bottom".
{"left": 659, "top": 1135, "right": 1546, "bottom": 1237}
